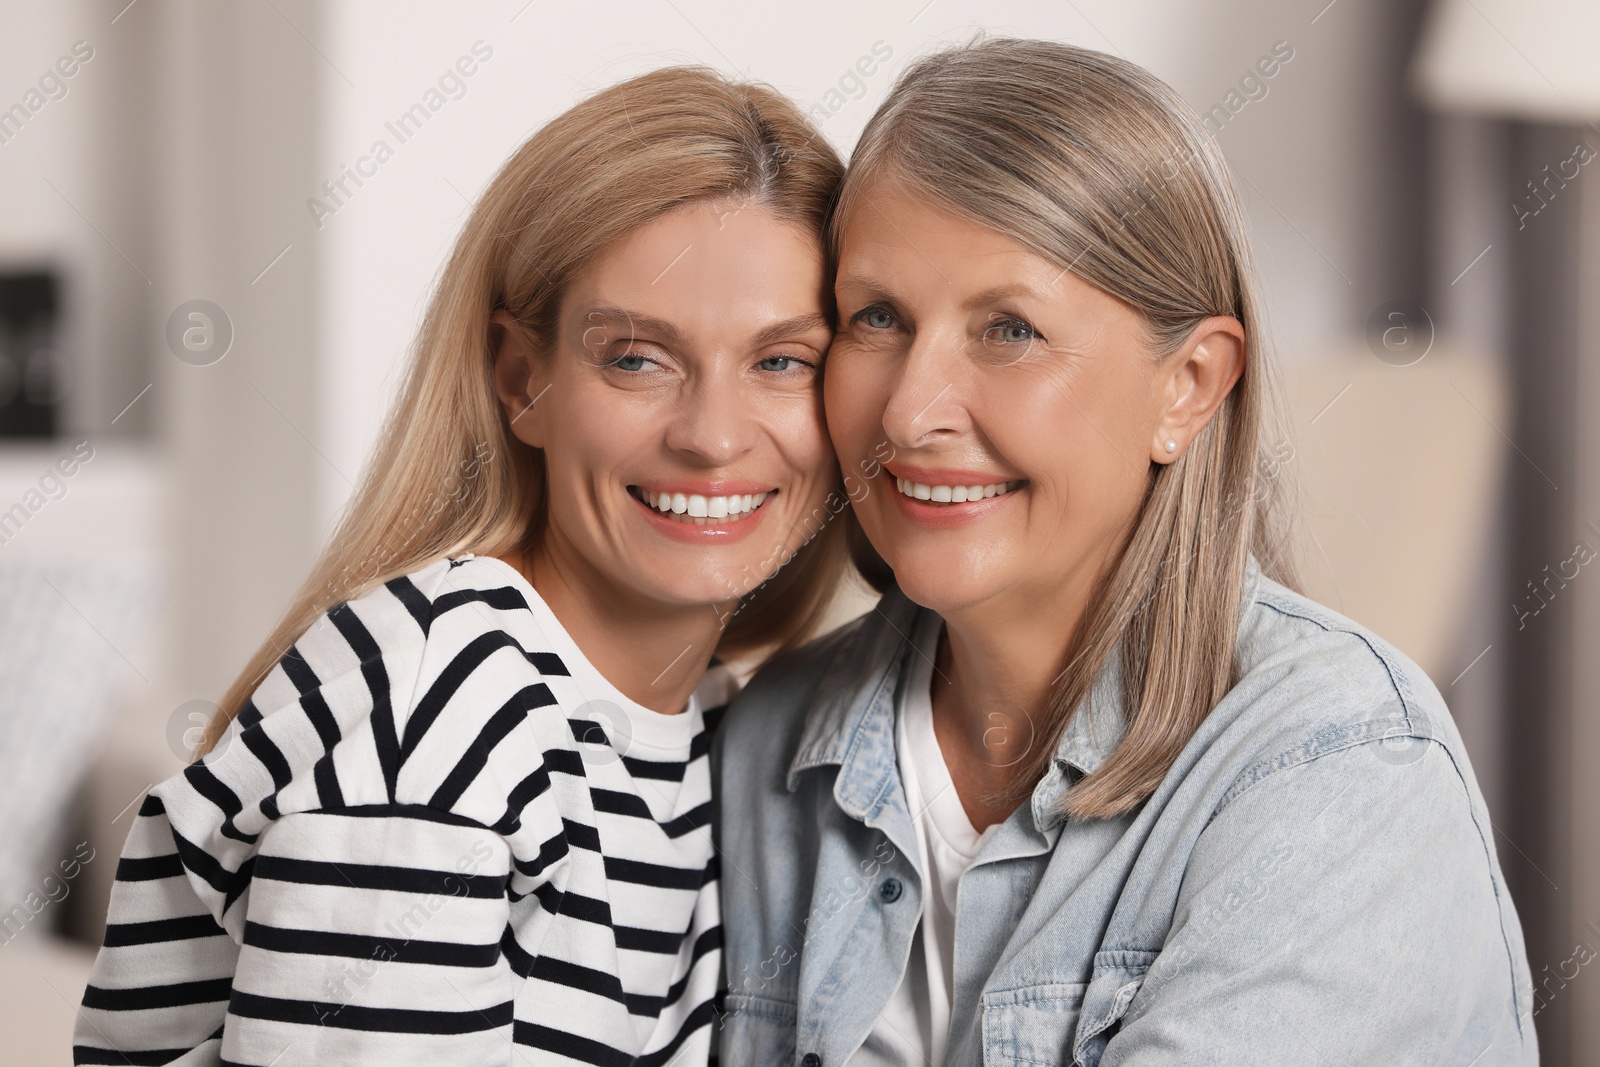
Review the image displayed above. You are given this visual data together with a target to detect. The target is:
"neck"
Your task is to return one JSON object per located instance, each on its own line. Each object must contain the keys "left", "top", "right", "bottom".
{"left": 504, "top": 533, "right": 729, "bottom": 716}
{"left": 926, "top": 568, "right": 1099, "bottom": 829}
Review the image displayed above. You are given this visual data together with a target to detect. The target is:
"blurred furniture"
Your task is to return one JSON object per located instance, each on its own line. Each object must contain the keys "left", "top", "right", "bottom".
{"left": 1280, "top": 344, "right": 1506, "bottom": 683}
{"left": 0, "top": 445, "right": 162, "bottom": 1066}
{"left": 0, "top": 270, "right": 63, "bottom": 439}
{"left": 0, "top": 939, "right": 97, "bottom": 1060}
{"left": 0, "top": 561, "right": 153, "bottom": 913}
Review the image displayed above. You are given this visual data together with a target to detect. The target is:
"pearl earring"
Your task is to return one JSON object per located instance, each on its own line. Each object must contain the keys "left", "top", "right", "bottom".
{"left": 1164, "top": 440, "right": 1177, "bottom": 454}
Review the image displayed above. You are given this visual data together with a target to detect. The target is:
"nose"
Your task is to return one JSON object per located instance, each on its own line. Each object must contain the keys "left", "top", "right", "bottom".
{"left": 879, "top": 327, "right": 971, "bottom": 449}
{"left": 662, "top": 362, "right": 761, "bottom": 467}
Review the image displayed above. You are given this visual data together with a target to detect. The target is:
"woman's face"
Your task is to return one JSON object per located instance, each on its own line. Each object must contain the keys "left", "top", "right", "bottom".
{"left": 493, "top": 199, "right": 837, "bottom": 611}
{"left": 826, "top": 180, "right": 1241, "bottom": 619}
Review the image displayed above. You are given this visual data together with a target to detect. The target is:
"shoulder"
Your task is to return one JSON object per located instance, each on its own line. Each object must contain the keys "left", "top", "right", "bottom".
{"left": 225, "top": 552, "right": 582, "bottom": 749}
{"left": 164, "top": 554, "right": 560, "bottom": 831}
{"left": 283, "top": 551, "right": 575, "bottom": 723}
{"left": 1156, "top": 577, "right": 1536, "bottom": 1031}
{"left": 1209, "top": 571, "right": 1473, "bottom": 808}
{"left": 1240, "top": 574, "right": 1438, "bottom": 715}
{"left": 144, "top": 557, "right": 489, "bottom": 904}
{"left": 237, "top": 554, "right": 461, "bottom": 728}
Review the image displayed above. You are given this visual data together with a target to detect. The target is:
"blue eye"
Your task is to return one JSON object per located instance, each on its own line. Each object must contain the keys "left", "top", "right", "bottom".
{"left": 985, "top": 318, "right": 1039, "bottom": 345}
{"left": 608, "top": 353, "right": 650, "bottom": 371}
{"left": 857, "top": 306, "right": 896, "bottom": 330}
{"left": 758, "top": 355, "right": 808, "bottom": 372}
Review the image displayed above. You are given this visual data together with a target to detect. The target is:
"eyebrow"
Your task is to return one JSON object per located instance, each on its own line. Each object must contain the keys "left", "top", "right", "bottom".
{"left": 576, "top": 305, "right": 686, "bottom": 348}
{"left": 960, "top": 283, "right": 1054, "bottom": 310}
{"left": 749, "top": 313, "right": 830, "bottom": 347}
{"left": 575, "top": 306, "right": 830, "bottom": 349}
{"left": 834, "top": 274, "right": 901, "bottom": 305}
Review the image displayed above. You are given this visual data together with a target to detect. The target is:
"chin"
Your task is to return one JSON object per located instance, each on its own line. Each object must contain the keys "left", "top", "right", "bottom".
{"left": 623, "top": 556, "right": 760, "bottom": 611}
{"left": 881, "top": 553, "right": 1001, "bottom": 615}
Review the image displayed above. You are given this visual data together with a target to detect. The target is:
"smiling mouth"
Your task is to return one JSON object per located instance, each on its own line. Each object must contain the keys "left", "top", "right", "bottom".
{"left": 893, "top": 476, "right": 1025, "bottom": 505}
{"left": 627, "top": 485, "right": 774, "bottom": 525}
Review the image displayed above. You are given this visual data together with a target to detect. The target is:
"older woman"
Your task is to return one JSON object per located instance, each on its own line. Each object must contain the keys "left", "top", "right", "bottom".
{"left": 714, "top": 39, "right": 1535, "bottom": 1066}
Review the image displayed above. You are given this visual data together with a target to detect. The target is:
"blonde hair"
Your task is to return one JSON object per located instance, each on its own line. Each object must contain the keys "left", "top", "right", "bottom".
{"left": 200, "top": 67, "right": 850, "bottom": 755}
{"left": 836, "top": 38, "right": 1299, "bottom": 820}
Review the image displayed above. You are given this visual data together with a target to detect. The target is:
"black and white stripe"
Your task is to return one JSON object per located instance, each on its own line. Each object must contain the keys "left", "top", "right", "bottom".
{"left": 75, "top": 554, "right": 733, "bottom": 1066}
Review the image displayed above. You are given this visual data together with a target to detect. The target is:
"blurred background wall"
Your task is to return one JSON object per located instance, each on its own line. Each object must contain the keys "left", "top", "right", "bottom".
{"left": 0, "top": 0, "right": 1595, "bottom": 1062}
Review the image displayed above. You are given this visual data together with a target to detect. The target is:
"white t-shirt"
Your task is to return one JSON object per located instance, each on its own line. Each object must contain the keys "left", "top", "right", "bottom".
{"left": 852, "top": 611, "right": 997, "bottom": 1066}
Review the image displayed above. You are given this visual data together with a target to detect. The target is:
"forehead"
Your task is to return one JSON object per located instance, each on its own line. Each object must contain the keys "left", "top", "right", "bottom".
{"left": 835, "top": 182, "right": 1060, "bottom": 290}
{"left": 565, "top": 199, "right": 828, "bottom": 334}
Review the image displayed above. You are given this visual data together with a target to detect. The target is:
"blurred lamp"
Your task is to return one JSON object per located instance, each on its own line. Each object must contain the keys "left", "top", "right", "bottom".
{"left": 1412, "top": 0, "right": 1600, "bottom": 120}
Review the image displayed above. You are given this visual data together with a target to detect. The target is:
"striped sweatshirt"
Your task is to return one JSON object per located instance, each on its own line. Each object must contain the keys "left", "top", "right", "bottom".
{"left": 75, "top": 553, "right": 733, "bottom": 1066}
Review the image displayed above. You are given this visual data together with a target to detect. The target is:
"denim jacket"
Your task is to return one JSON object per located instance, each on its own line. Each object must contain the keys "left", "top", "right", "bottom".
{"left": 712, "top": 558, "right": 1537, "bottom": 1066}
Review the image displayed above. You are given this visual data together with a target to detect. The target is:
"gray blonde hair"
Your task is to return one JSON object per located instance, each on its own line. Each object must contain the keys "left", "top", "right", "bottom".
{"left": 835, "top": 38, "right": 1298, "bottom": 820}
{"left": 200, "top": 66, "right": 850, "bottom": 755}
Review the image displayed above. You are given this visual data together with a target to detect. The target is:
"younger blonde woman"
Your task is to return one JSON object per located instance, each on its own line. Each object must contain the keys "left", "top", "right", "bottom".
{"left": 76, "top": 67, "right": 850, "bottom": 1067}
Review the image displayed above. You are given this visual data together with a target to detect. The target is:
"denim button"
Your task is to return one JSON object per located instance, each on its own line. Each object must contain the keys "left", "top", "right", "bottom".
{"left": 879, "top": 877, "right": 903, "bottom": 903}
{"left": 801, "top": 1055, "right": 822, "bottom": 1067}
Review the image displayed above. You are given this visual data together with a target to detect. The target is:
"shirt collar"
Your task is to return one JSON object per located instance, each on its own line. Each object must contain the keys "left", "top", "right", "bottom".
{"left": 784, "top": 583, "right": 920, "bottom": 820}
{"left": 785, "top": 554, "right": 1265, "bottom": 831}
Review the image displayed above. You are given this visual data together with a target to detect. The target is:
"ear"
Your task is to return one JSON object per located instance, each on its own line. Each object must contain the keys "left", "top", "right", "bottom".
{"left": 489, "top": 308, "right": 549, "bottom": 450}
{"left": 1150, "top": 315, "right": 1245, "bottom": 464}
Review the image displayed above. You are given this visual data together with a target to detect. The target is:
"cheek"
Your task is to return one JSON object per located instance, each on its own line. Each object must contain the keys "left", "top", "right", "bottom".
{"left": 763, "top": 393, "right": 837, "bottom": 496}
{"left": 822, "top": 346, "right": 885, "bottom": 459}
{"left": 543, "top": 382, "right": 655, "bottom": 489}
{"left": 989, "top": 371, "right": 1144, "bottom": 509}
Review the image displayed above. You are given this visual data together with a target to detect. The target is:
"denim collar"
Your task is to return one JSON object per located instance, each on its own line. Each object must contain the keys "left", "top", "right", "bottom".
{"left": 785, "top": 555, "right": 1264, "bottom": 834}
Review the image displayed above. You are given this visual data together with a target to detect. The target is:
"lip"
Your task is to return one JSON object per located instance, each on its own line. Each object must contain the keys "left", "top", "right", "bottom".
{"left": 626, "top": 483, "right": 776, "bottom": 544}
{"left": 879, "top": 464, "right": 1025, "bottom": 530}
{"left": 630, "top": 479, "right": 775, "bottom": 496}
{"left": 885, "top": 464, "right": 1019, "bottom": 487}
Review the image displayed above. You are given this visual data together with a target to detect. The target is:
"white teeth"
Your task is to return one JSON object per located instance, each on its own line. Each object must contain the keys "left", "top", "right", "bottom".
{"left": 634, "top": 487, "right": 770, "bottom": 524}
{"left": 894, "top": 477, "right": 1021, "bottom": 505}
